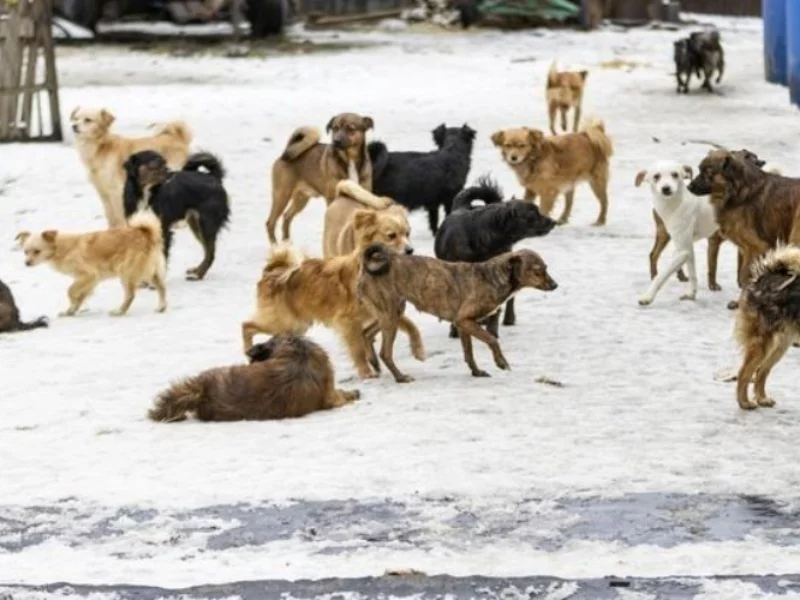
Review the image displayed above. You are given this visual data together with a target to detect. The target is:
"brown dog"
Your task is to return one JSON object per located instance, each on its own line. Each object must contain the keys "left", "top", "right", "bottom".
{"left": 546, "top": 62, "right": 588, "bottom": 135}
{"left": 149, "top": 335, "right": 359, "bottom": 422}
{"left": 491, "top": 118, "right": 613, "bottom": 226}
{"left": 266, "top": 113, "right": 375, "bottom": 244}
{"left": 359, "top": 244, "right": 558, "bottom": 379}
{"left": 688, "top": 150, "right": 800, "bottom": 288}
{"left": 734, "top": 246, "right": 800, "bottom": 410}
{"left": 70, "top": 107, "right": 192, "bottom": 228}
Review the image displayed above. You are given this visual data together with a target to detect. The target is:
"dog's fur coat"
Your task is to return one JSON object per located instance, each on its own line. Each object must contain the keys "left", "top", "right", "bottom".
{"left": 149, "top": 335, "right": 359, "bottom": 422}
{"left": 546, "top": 62, "right": 588, "bottom": 135}
{"left": 0, "top": 279, "right": 48, "bottom": 333}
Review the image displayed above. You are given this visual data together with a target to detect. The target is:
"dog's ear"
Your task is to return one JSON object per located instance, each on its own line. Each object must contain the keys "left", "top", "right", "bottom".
{"left": 508, "top": 254, "right": 523, "bottom": 288}
{"left": 246, "top": 341, "right": 275, "bottom": 363}
{"left": 99, "top": 109, "right": 115, "bottom": 128}
{"left": 15, "top": 231, "right": 30, "bottom": 247}
{"left": 361, "top": 116, "right": 374, "bottom": 131}
{"left": 526, "top": 128, "right": 544, "bottom": 146}
{"left": 432, "top": 124, "right": 447, "bottom": 148}
{"left": 490, "top": 131, "right": 505, "bottom": 147}
{"left": 70, "top": 106, "right": 80, "bottom": 120}
{"left": 579, "top": 70, "right": 588, "bottom": 81}
{"left": 722, "top": 155, "right": 743, "bottom": 179}
{"left": 41, "top": 230, "right": 58, "bottom": 244}
{"left": 682, "top": 165, "right": 693, "bottom": 180}
{"left": 353, "top": 210, "right": 377, "bottom": 232}
{"left": 461, "top": 124, "right": 476, "bottom": 141}
{"left": 325, "top": 117, "right": 336, "bottom": 133}
{"left": 386, "top": 203, "right": 408, "bottom": 218}
{"left": 634, "top": 170, "right": 648, "bottom": 187}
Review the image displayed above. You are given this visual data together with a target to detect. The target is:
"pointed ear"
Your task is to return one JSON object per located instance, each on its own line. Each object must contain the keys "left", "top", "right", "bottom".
{"left": 634, "top": 170, "right": 648, "bottom": 187}
{"left": 41, "top": 230, "right": 58, "bottom": 244}
{"left": 387, "top": 203, "right": 407, "bottom": 218}
{"left": 325, "top": 117, "right": 335, "bottom": 133}
{"left": 99, "top": 109, "right": 115, "bottom": 128}
{"left": 490, "top": 131, "right": 505, "bottom": 147}
{"left": 461, "top": 124, "right": 476, "bottom": 141}
{"left": 361, "top": 116, "right": 374, "bottom": 131}
{"left": 70, "top": 106, "right": 79, "bottom": 120}
{"left": 15, "top": 231, "right": 31, "bottom": 246}
{"left": 432, "top": 124, "right": 446, "bottom": 148}
{"left": 682, "top": 165, "right": 693, "bottom": 180}
{"left": 353, "top": 210, "right": 377, "bottom": 232}
{"left": 579, "top": 70, "right": 588, "bottom": 81}
{"left": 526, "top": 128, "right": 544, "bottom": 145}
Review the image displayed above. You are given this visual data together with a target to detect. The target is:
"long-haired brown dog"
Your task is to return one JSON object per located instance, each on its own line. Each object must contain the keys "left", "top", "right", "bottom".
{"left": 546, "top": 62, "right": 588, "bottom": 135}
{"left": 266, "top": 113, "right": 377, "bottom": 244}
{"left": 17, "top": 211, "right": 167, "bottom": 317}
{"left": 491, "top": 118, "right": 613, "bottom": 226}
{"left": 70, "top": 107, "right": 192, "bottom": 228}
{"left": 734, "top": 246, "right": 800, "bottom": 410}
{"left": 149, "top": 335, "right": 359, "bottom": 422}
{"left": 359, "top": 244, "right": 558, "bottom": 379}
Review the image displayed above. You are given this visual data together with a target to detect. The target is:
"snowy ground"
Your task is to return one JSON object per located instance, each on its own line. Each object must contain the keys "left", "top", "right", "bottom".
{"left": 2, "top": 14, "right": 800, "bottom": 597}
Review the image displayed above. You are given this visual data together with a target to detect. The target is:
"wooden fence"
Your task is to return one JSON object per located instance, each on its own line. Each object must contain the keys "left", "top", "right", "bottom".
{"left": 680, "top": 0, "right": 760, "bottom": 16}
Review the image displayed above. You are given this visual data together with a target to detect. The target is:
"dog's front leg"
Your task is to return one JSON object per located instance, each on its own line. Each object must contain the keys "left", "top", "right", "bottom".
{"left": 706, "top": 232, "right": 723, "bottom": 291}
{"left": 456, "top": 317, "right": 510, "bottom": 374}
{"left": 638, "top": 249, "right": 689, "bottom": 306}
{"left": 502, "top": 297, "right": 516, "bottom": 327}
{"left": 340, "top": 320, "right": 378, "bottom": 379}
{"left": 378, "top": 321, "right": 414, "bottom": 383}
{"left": 456, "top": 327, "right": 489, "bottom": 377}
{"left": 680, "top": 246, "right": 698, "bottom": 301}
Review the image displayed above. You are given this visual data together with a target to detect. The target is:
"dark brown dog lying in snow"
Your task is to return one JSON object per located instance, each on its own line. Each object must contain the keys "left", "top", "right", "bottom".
{"left": 359, "top": 244, "right": 558, "bottom": 380}
{"left": 149, "top": 335, "right": 359, "bottom": 422}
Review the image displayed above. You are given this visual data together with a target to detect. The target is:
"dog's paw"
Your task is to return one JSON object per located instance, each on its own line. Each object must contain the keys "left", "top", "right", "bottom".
{"left": 185, "top": 269, "right": 204, "bottom": 281}
{"left": 411, "top": 346, "right": 426, "bottom": 362}
{"left": 156, "top": 304, "right": 168, "bottom": 313}
{"left": 358, "top": 370, "right": 379, "bottom": 380}
{"left": 495, "top": 358, "right": 510, "bottom": 371}
{"left": 727, "top": 300, "right": 740, "bottom": 311}
{"left": 738, "top": 397, "right": 759, "bottom": 410}
{"left": 709, "top": 282, "right": 722, "bottom": 292}
{"left": 58, "top": 310, "right": 76, "bottom": 318}
{"left": 637, "top": 296, "right": 653, "bottom": 306}
{"left": 757, "top": 396, "right": 776, "bottom": 408}
{"left": 109, "top": 309, "right": 126, "bottom": 317}
{"left": 471, "top": 369, "right": 491, "bottom": 378}
{"left": 680, "top": 292, "right": 697, "bottom": 302}
{"left": 395, "top": 374, "right": 415, "bottom": 384}
{"left": 590, "top": 220, "right": 606, "bottom": 227}
{"left": 556, "top": 217, "right": 569, "bottom": 226}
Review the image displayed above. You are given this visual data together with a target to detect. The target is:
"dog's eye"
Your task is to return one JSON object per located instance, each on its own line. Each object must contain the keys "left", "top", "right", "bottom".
{"left": 653, "top": 174, "right": 661, "bottom": 182}
{"left": 387, "top": 233, "right": 397, "bottom": 240}
{"left": 671, "top": 172, "right": 679, "bottom": 179}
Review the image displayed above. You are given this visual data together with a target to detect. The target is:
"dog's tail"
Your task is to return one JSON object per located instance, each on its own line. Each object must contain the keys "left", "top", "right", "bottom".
{"left": 749, "top": 245, "right": 800, "bottom": 285}
{"left": 183, "top": 152, "right": 226, "bottom": 180}
{"left": 367, "top": 141, "right": 390, "bottom": 180}
{"left": 128, "top": 210, "right": 167, "bottom": 278}
{"left": 452, "top": 174, "right": 504, "bottom": 211}
{"left": 15, "top": 316, "right": 48, "bottom": 331}
{"left": 263, "top": 242, "right": 305, "bottom": 284}
{"left": 335, "top": 180, "right": 392, "bottom": 210}
{"left": 153, "top": 120, "right": 193, "bottom": 146}
{"left": 149, "top": 377, "right": 207, "bottom": 422}
{"left": 281, "top": 127, "right": 320, "bottom": 162}
{"left": 362, "top": 244, "right": 392, "bottom": 277}
{"left": 582, "top": 117, "right": 614, "bottom": 159}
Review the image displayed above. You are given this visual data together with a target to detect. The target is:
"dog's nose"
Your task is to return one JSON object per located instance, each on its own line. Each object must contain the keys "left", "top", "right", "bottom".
{"left": 549, "top": 280, "right": 558, "bottom": 290}
{"left": 404, "top": 246, "right": 414, "bottom": 255}
{"left": 24, "top": 260, "right": 32, "bottom": 266}
{"left": 332, "top": 138, "right": 345, "bottom": 149}
{"left": 71, "top": 124, "right": 79, "bottom": 133}
{"left": 661, "top": 186, "right": 672, "bottom": 196}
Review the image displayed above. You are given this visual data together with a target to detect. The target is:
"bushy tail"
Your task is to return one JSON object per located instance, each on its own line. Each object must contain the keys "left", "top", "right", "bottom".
{"left": 16, "top": 316, "right": 48, "bottom": 331}
{"left": 153, "top": 120, "right": 193, "bottom": 146}
{"left": 183, "top": 152, "right": 226, "bottom": 180}
{"left": 335, "top": 180, "right": 392, "bottom": 210}
{"left": 128, "top": 209, "right": 164, "bottom": 247}
{"left": 367, "top": 141, "right": 390, "bottom": 180}
{"left": 452, "top": 174, "right": 504, "bottom": 211}
{"left": 750, "top": 245, "right": 800, "bottom": 284}
{"left": 582, "top": 117, "right": 614, "bottom": 159}
{"left": 263, "top": 242, "right": 305, "bottom": 284}
{"left": 362, "top": 244, "right": 392, "bottom": 277}
{"left": 149, "top": 377, "right": 206, "bottom": 422}
{"left": 281, "top": 127, "right": 320, "bottom": 161}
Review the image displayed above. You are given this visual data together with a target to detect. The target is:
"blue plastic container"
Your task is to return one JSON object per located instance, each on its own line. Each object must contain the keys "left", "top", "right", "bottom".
{"left": 788, "top": 0, "right": 800, "bottom": 105}
{"left": 764, "top": 0, "right": 788, "bottom": 85}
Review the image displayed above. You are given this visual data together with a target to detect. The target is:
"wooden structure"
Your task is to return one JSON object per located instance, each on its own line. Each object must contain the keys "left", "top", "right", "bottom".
{"left": 0, "top": 0, "right": 62, "bottom": 142}
{"left": 681, "top": 0, "right": 760, "bottom": 16}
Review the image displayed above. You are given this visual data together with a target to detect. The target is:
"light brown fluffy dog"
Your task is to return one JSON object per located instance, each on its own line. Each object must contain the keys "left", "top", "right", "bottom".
{"left": 70, "top": 107, "right": 192, "bottom": 228}
{"left": 734, "top": 246, "right": 800, "bottom": 410}
{"left": 267, "top": 113, "right": 377, "bottom": 244}
{"left": 546, "top": 62, "right": 588, "bottom": 136}
{"left": 491, "top": 118, "right": 613, "bottom": 226}
{"left": 323, "top": 180, "right": 410, "bottom": 258}
{"left": 17, "top": 211, "right": 167, "bottom": 317}
{"left": 149, "top": 335, "right": 359, "bottom": 422}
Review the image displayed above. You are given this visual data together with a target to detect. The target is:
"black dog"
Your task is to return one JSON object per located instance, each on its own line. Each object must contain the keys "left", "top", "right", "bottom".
{"left": 369, "top": 124, "right": 475, "bottom": 235}
{"left": 673, "top": 38, "right": 699, "bottom": 94}
{"left": 674, "top": 30, "right": 724, "bottom": 94}
{"left": 434, "top": 176, "right": 556, "bottom": 338}
{"left": 0, "top": 279, "right": 47, "bottom": 333}
{"left": 124, "top": 150, "right": 230, "bottom": 281}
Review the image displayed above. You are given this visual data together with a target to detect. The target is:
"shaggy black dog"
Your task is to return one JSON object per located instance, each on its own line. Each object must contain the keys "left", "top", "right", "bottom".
{"left": 434, "top": 176, "right": 556, "bottom": 338}
{"left": 674, "top": 38, "right": 699, "bottom": 94}
{"left": 124, "top": 150, "right": 230, "bottom": 281}
{"left": 0, "top": 279, "right": 47, "bottom": 333}
{"left": 674, "top": 29, "right": 724, "bottom": 94}
{"left": 369, "top": 123, "right": 475, "bottom": 235}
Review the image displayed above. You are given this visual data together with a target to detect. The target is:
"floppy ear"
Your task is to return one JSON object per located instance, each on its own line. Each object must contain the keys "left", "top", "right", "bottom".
{"left": 361, "top": 116, "right": 374, "bottom": 131}
{"left": 353, "top": 210, "right": 377, "bottom": 232}
{"left": 634, "top": 170, "right": 648, "bottom": 187}
{"left": 70, "top": 106, "right": 79, "bottom": 120}
{"left": 682, "top": 165, "right": 693, "bottom": 180}
{"left": 15, "top": 231, "right": 31, "bottom": 247}
{"left": 490, "top": 131, "right": 505, "bottom": 147}
{"left": 508, "top": 254, "right": 523, "bottom": 288}
{"left": 41, "top": 230, "right": 58, "bottom": 244}
{"left": 526, "top": 128, "right": 544, "bottom": 145}
{"left": 579, "top": 70, "right": 588, "bottom": 81}
{"left": 722, "top": 155, "right": 742, "bottom": 179}
{"left": 325, "top": 117, "right": 335, "bottom": 133}
{"left": 99, "top": 109, "right": 115, "bottom": 128}
{"left": 432, "top": 124, "right": 446, "bottom": 148}
{"left": 246, "top": 342, "right": 275, "bottom": 363}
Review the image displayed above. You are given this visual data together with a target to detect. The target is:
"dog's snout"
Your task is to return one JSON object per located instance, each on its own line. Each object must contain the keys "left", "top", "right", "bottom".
{"left": 404, "top": 245, "right": 414, "bottom": 255}
{"left": 548, "top": 279, "right": 558, "bottom": 291}
{"left": 661, "top": 186, "right": 672, "bottom": 196}
{"left": 71, "top": 124, "right": 79, "bottom": 133}
{"left": 24, "top": 259, "right": 33, "bottom": 267}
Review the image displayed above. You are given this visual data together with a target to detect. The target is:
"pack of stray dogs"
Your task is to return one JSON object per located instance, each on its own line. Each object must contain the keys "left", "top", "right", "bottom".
{"left": 5, "top": 26, "right": 799, "bottom": 419}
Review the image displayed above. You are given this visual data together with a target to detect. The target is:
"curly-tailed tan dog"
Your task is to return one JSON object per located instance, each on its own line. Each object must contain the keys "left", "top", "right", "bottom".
{"left": 266, "top": 113, "right": 376, "bottom": 244}
{"left": 491, "top": 118, "right": 613, "bottom": 226}
{"left": 70, "top": 107, "right": 192, "bottom": 228}
{"left": 546, "top": 62, "right": 587, "bottom": 135}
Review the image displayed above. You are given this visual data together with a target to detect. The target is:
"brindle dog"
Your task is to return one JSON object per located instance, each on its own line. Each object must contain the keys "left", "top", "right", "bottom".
{"left": 266, "top": 113, "right": 375, "bottom": 244}
{"left": 359, "top": 244, "right": 558, "bottom": 380}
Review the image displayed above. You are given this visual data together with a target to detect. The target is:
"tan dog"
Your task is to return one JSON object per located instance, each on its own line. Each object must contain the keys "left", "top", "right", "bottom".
{"left": 17, "top": 211, "right": 167, "bottom": 317}
{"left": 546, "top": 62, "right": 588, "bottom": 135}
{"left": 70, "top": 107, "right": 192, "bottom": 228}
{"left": 266, "top": 113, "right": 376, "bottom": 244}
{"left": 491, "top": 118, "right": 613, "bottom": 226}
{"left": 323, "top": 180, "right": 409, "bottom": 258}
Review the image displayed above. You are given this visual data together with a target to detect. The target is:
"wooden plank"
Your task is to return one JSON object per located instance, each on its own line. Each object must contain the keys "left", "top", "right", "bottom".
{"left": 42, "top": 0, "right": 62, "bottom": 140}
{"left": 0, "top": 18, "right": 35, "bottom": 39}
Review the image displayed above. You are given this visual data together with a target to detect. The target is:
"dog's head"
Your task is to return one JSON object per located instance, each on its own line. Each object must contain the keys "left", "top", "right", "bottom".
{"left": 508, "top": 249, "right": 557, "bottom": 292}
{"left": 326, "top": 113, "right": 374, "bottom": 153}
{"left": 353, "top": 206, "right": 413, "bottom": 255}
{"left": 634, "top": 160, "right": 693, "bottom": 199}
{"left": 18, "top": 230, "right": 58, "bottom": 267}
{"left": 687, "top": 150, "right": 747, "bottom": 198}
{"left": 432, "top": 123, "right": 477, "bottom": 149}
{"left": 491, "top": 128, "right": 544, "bottom": 166}
{"left": 246, "top": 337, "right": 284, "bottom": 363}
{"left": 124, "top": 150, "right": 170, "bottom": 187}
{"left": 547, "top": 65, "right": 587, "bottom": 106}
{"left": 70, "top": 106, "right": 116, "bottom": 139}
{"left": 502, "top": 201, "right": 556, "bottom": 239}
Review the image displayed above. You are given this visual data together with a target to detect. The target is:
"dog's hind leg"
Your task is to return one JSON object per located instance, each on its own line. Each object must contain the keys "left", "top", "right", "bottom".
{"left": 753, "top": 335, "right": 792, "bottom": 408}
{"left": 457, "top": 328, "right": 489, "bottom": 377}
{"left": 736, "top": 337, "right": 770, "bottom": 410}
{"left": 185, "top": 210, "right": 217, "bottom": 281}
{"left": 572, "top": 104, "right": 581, "bottom": 133}
{"left": 456, "top": 317, "right": 510, "bottom": 374}
{"left": 151, "top": 271, "right": 168, "bottom": 313}
{"left": 267, "top": 169, "right": 296, "bottom": 245}
{"left": 426, "top": 206, "right": 441, "bottom": 235}
{"left": 557, "top": 189, "right": 575, "bottom": 225}
{"left": 588, "top": 172, "right": 609, "bottom": 226}
{"left": 716, "top": 54, "right": 725, "bottom": 83}
{"left": 502, "top": 297, "right": 516, "bottom": 327}
{"left": 538, "top": 190, "right": 559, "bottom": 219}
{"left": 339, "top": 320, "right": 378, "bottom": 379}
{"left": 281, "top": 183, "right": 316, "bottom": 241}
{"left": 639, "top": 249, "right": 689, "bottom": 306}
{"left": 548, "top": 103, "right": 558, "bottom": 136}
{"left": 484, "top": 311, "right": 500, "bottom": 338}
{"left": 706, "top": 231, "right": 723, "bottom": 291}
{"left": 650, "top": 212, "right": 687, "bottom": 281}
{"left": 110, "top": 279, "right": 138, "bottom": 316}
{"left": 398, "top": 315, "right": 426, "bottom": 361}
{"left": 560, "top": 107, "right": 569, "bottom": 134}
{"left": 326, "top": 388, "right": 361, "bottom": 409}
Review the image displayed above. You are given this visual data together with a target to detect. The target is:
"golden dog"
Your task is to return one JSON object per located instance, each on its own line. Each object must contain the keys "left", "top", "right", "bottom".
{"left": 546, "top": 62, "right": 588, "bottom": 135}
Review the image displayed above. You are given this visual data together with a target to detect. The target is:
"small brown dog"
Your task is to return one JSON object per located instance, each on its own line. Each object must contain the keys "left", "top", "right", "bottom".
{"left": 266, "top": 113, "right": 375, "bottom": 244}
{"left": 491, "top": 118, "right": 613, "bottom": 226}
{"left": 70, "top": 107, "right": 192, "bottom": 228}
{"left": 17, "top": 211, "right": 167, "bottom": 317}
{"left": 688, "top": 150, "right": 800, "bottom": 287}
{"left": 359, "top": 244, "right": 558, "bottom": 379}
{"left": 734, "top": 246, "right": 800, "bottom": 410}
{"left": 149, "top": 335, "right": 359, "bottom": 422}
{"left": 546, "top": 62, "right": 588, "bottom": 135}
{"left": 323, "top": 180, "right": 410, "bottom": 258}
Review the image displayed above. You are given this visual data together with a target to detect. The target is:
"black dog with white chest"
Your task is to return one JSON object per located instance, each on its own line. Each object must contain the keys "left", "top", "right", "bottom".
{"left": 434, "top": 176, "right": 556, "bottom": 338}
{"left": 368, "top": 124, "right": 475, "bottom": 235}
{"left": 124, "top": 150, "right": 230, "bottom": 281}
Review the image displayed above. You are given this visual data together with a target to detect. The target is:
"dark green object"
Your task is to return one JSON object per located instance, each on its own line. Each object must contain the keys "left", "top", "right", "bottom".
{"left": 478, "top": 0, "right": 578, "bottom": 21}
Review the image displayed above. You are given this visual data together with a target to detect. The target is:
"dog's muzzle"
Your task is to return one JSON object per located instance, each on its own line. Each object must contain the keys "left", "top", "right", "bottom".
{"left": 71, "top": 124, "right": 79, "bottom": 133}
{"left": 687, "top": 179, "right": 710, "bottom": 195}
{"left": 404, "top": 246, "right": 414, "bottom": 255}
{"left": 24, "top": 259, "right": 33, "bottom": 267}
{"left": 661, "top": 186, "right": 673, "bottom": 197}
{"left": 332, "top": 137, "right": 347, "bottom": 149}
